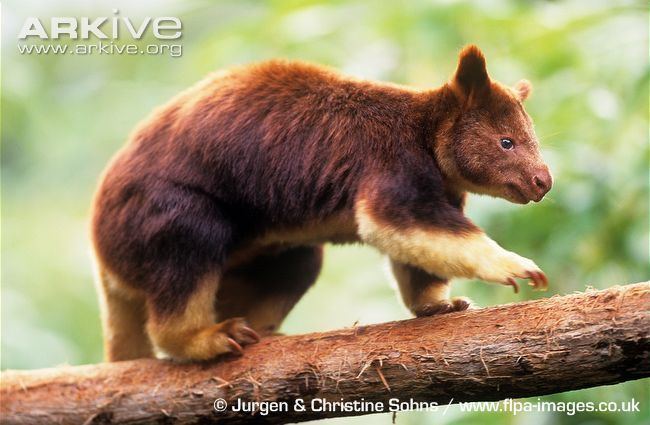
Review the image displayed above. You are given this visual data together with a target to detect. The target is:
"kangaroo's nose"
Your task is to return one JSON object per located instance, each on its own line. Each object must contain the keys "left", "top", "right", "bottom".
{"left": 532, "top": 167, "right": 553, "bottom": 200}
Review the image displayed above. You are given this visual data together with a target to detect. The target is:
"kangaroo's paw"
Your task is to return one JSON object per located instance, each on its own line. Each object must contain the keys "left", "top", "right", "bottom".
{"left": 414, "top": 296, "right": 475, "bottom": 317}
{"left": 161, "top": 317, "right": 261, "bottom": 361}
{"left": 450, "top": 296, "right": 474, "bottom": 311}
{"left": 215, "top": 317, "right": 261, "bottom": 355}
{"left": 478, "top": 251, "right": 547, "bottom": 292}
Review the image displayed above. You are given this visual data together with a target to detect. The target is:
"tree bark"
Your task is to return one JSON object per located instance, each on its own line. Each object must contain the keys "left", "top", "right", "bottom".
{"left": 1, "top": 282, "right": 649, "bottom": 424}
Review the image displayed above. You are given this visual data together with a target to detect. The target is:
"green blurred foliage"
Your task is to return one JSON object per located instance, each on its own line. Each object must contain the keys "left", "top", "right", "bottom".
{"left": 1, "top": 0, "right": 648, "bottom": 424}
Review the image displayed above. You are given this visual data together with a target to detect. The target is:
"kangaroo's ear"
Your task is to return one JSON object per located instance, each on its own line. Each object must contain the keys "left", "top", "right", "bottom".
{"left": 450, "top": 45, "right": 490, "bottom": 105}
{"left": 515, "top": 79, "right": 532, "bottom": 101}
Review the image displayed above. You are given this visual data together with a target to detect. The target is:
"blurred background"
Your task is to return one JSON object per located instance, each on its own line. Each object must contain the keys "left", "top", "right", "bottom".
{"left": 2, "top": 0, "right": 648, "bottom": 424}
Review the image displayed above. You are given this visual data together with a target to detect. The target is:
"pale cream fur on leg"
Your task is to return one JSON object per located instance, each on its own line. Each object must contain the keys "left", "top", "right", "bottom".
{"left": 93, "top": 262, "right": 154, "bottom": 361}
{"left": 146, "top": 272, "right": 259, "bottom": 361}
{"left": 356, "top": 200, "right": 542, "bottom": 284}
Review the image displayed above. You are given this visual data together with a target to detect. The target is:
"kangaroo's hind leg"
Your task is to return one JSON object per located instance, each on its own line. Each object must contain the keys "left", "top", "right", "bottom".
{"left": 95, "top": 266, "right": 154, "bottom": 361}
{"left": 97, "top": 186, "right": 260, "bottom": 361}
{"left": 144, "top": 270, "right": 261, "bottom": 361}
{"left": 216, "top": 245, "right": 323, "bottom": 335}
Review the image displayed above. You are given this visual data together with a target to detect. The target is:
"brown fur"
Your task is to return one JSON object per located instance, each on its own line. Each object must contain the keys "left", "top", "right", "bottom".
{"left": 91, "top": 45, "right": 552, "bottom": 361}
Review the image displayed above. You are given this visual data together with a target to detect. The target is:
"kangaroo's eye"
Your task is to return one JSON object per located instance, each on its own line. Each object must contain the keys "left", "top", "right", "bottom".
{"left": 500, "top": 138, "right": 514, "bottom": 150}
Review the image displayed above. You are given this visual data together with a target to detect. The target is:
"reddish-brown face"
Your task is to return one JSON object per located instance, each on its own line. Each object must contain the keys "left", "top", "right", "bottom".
{"left": 452, "top": 85, "right": 552, "bottom": 204}
{"left": 439, "top": 45, "right": 553, "bottom": 204}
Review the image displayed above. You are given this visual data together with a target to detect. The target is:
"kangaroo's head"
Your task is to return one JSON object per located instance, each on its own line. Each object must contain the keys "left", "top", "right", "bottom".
{"left": 435, "top": 45, "right": 552, "bottom": 204}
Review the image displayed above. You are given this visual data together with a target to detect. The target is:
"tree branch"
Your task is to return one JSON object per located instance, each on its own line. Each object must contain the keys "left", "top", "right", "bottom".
{"left": 2, "top": 282, "right": 648, "bottom": 424}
